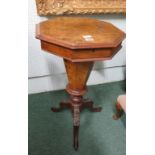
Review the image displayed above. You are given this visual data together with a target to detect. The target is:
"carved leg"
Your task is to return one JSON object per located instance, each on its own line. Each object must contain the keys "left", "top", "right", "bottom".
{"left": 51, "top": 101, "right": 70, "bottom": 112}
{"left": 83, "top": 100, "right": 102, "bottom": 112}
{"left": 73, "top": 105, "right": 80, "bottom": 151}
{"left": 51, "top": 60, "right": 102, "bottom": 150}
{"left": 113, "top": 102, "right": 124, "bottom": 120}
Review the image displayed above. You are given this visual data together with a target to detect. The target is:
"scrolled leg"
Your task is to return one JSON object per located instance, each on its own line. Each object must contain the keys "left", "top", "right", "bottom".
{"left": 51, "top": 101, "right": 70, "bottom": 112}
{"left": 113, "top": 102, "right": 124, "bottom": 120}
{"left": 83, "top": 100, "right": 102, "bottom": 112}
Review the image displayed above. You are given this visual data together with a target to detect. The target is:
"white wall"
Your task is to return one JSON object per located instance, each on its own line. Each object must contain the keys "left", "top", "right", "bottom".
{"left": 28, "top": 0, "right": 126, "bottom": 94}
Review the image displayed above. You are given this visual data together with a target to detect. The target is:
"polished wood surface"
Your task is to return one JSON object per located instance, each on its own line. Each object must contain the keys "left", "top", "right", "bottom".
{"left": 36, "top": 17, "right": 126, "bottom": 151}
{"left": 36, "top": 17, "right": 125, "bottom": 49}
{"left": 41, "top": 41, "right": 122, "bottom": 62}
{"left": 64, "top": 59, "right": 93, "bottom": 95}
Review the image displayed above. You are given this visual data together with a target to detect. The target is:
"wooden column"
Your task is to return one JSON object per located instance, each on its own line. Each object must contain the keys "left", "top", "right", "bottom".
{"left": 51, "top": 59, "right": 102, "bottom": 150}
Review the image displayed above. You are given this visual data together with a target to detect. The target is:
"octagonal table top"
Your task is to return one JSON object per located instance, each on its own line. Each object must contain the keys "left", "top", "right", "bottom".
{"left": 36, "top": 17, "right": 126, "bottom": 49}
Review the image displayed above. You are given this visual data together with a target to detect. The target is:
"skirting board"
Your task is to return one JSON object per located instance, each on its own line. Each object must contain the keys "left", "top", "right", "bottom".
{"left": 28, "top": 66, "right": 126, "bottom": 94}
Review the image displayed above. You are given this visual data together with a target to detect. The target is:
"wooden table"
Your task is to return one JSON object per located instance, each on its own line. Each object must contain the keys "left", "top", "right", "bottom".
{"left": 36, "top": 17, "right": 126, "bottom": 151}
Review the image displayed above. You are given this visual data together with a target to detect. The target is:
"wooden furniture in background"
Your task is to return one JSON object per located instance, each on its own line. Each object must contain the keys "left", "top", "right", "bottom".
{"left": 36, "top": 17, "right": 126, "bottom": 150}
{"left": 113, "top": 95, "right": 126, "bottom": 120}
{"left": 35, "top": 0, "right": 126, "bottom": 15}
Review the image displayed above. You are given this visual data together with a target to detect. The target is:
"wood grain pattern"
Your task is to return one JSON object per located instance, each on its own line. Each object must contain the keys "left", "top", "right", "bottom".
{"left": 41, "top": 41, "right": 122, "bottom": 62}
{"left": 36, "top": 17, "right": 125, "bottom": 49}
{"left": 36, "top": 17, "right": 126, "bottom": 151}
{"left": 64, "top": 59, "right": 93, "bottom": 95}
{"left": 35, "top": 0, "right": 126, "bottom": 15}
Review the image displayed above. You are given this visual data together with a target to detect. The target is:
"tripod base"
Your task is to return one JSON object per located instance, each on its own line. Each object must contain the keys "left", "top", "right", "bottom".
{"left": 51, "top": 96, "right": 102, "bottom": 151}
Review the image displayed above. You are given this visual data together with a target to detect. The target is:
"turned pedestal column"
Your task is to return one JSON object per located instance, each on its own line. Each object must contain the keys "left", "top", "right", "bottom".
{"left": 52, "top": 59, "right": 102, "bottom": 150}
{"left": 36, "top": 17, "right": 126, "bottom": 150}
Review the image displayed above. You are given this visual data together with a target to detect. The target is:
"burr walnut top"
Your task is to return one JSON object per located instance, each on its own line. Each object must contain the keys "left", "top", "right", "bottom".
{"left": 36, "top": 17, "right": 125, "bottom": 49}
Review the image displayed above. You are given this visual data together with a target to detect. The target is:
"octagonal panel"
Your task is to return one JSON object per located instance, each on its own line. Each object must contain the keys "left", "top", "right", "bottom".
{"left": 36, "top": 17, "right": 126, "bottom": 49}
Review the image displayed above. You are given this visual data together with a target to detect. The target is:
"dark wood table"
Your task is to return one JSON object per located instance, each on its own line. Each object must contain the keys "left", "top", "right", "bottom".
{"left": 36, "top": 17, "right": 126, "bottom": 151}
